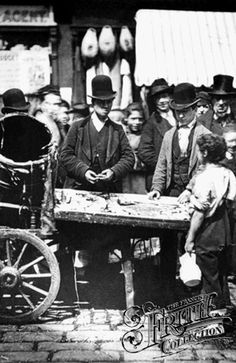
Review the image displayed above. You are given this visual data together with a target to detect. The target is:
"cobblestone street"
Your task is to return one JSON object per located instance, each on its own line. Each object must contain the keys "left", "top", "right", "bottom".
{"left": 1, "top": 279, "right": 236, "bottom": 363}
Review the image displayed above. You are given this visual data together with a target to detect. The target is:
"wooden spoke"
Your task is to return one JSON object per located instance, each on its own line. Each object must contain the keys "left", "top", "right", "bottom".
{"left": 6, "top": 239, "right": 12, "bottom": 266}
{"left": 0, "top": 229, "right": 60, "bottom": 323}
{"left": 21, "top": 273, "right": 51, "bottom": 279}
{"left": 13, "top": 243, "right": 28, "bottom": 269}
{"left": 19, "top": 255, "right": 45, "bottom": 273}
{"left": 22, "top": 281, "right": 48, "bottom": 297}
{"left": 33, "top": 264, "right": 40, "bottom": 274}
{"left": 19, "top": 289, "right": 35, "bottom": 310}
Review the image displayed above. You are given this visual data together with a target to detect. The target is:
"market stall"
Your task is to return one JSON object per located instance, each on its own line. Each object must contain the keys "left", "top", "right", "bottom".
{"left": 54, "top": 188, "right": 190, "bottom": 308}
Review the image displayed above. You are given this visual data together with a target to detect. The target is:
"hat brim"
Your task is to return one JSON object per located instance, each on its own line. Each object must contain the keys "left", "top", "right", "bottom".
{"left": 197, "top": 100, "right": 210, "bottom": 106}
{"left": 88, "top": 92, "right": 117, "bottom": 101}
{"left": 67, "top": 105, "right": 90, "bottom": 114}
{"left": 151, "top": 85, "right": 173, "bottom": 97}
{"left": 1, "top": 103, "right": 30, "bottom": 114}
{"left": 170, "top": 98, "right": 199, "bottom": 111}
{"left": 208, "top": 90, "right": 236, "bottom": 96}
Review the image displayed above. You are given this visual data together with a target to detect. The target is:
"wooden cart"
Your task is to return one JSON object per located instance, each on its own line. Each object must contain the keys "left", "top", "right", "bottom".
{"left": 0, "top": 113, "right": 60, "bottom": 324}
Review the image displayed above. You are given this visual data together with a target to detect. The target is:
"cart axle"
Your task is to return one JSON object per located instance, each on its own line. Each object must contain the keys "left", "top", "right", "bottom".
{"left": 0, "top": 266, "right": 21, "bottom": 289}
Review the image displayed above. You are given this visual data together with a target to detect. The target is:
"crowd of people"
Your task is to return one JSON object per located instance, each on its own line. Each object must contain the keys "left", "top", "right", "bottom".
{"left": 1, "top": 72, "right": 236, "bottom": 313}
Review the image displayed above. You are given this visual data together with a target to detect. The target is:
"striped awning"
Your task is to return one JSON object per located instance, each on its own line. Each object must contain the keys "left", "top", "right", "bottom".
{"left": 134, "top": 9, "right": 236, "bottom": 88}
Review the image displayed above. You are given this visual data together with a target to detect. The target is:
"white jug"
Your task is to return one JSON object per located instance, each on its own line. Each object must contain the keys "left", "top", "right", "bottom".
{"left": 179, "top": 252, "right": 202, "bottom": 287}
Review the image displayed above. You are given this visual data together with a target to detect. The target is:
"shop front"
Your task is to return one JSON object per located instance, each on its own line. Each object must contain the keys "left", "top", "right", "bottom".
{"left": 0, "top": 5, "right": 58, "bottom": 99}
{"left": 69, "top": 1, "right": 136, "bottom": 110}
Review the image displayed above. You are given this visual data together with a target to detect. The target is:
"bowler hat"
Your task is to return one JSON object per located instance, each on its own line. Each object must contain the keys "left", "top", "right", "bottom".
{"left": 1, "top": 88, "right": 30, "bottom": 114}
{"left": 170, "top": 83, "right": 199, "bottom": 110}
{"left": 88, "top": 75, "right": 116, "bottom": 100}
{"left": 209, "top": 74, "right": 236, "bottom": 96}
{"left": 150, "top": 78, "right": 173, "bottom": 97}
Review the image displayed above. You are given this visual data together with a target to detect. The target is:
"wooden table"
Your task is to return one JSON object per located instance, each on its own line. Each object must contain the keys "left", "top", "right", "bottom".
{"left": 54, "top": 189, "right": 190, "bottom": 308}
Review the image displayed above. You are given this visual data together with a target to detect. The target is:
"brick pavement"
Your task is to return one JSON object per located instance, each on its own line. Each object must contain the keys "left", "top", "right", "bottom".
{"left": 1, "top": 282, "right": 236, "bottom": 362}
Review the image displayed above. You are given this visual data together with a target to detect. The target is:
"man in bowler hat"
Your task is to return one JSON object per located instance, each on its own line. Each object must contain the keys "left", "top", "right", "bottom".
{"left": 59, "top": 75, "right": 135, "bottom": 306}
{"left": 198, "top": 74, "right": 236, "bottom": 135}
{"left": 61, "top": 75, "right": 134, "bottom": 192}
{"left": 138, "top": 78, "right": 175, "bottom": 191}
{"left": 0, "top": 88, "right": 49, "bottom": 168}
{"left": 148, "top": 83, "right": 210, "bottom": 305}
{"left": 0, "top": 88, "right": 51, "bottom": 228}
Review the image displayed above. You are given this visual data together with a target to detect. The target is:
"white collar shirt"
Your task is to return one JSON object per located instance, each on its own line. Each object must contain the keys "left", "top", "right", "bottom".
{"left": 91, "top": 112, "right": 108, "bottom": 132}
{"left": 177, "top": 118, "right": 196, "bottom": 156}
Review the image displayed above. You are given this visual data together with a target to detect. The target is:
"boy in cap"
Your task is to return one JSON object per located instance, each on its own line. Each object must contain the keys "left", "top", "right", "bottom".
{"left": 196, "top": 91, "right": 212, "bottom": 118}
{"left": 138, "top": 78, "right": 175, "bottom": 191}
{"left": 35, "top": 84, "right": 62, "bottom": 147}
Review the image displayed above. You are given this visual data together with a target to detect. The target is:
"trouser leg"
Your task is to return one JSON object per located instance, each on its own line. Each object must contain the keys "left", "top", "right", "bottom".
{"left": 57, "top": 247, "right": 79, "bottom": 305}
{"left": 196, "top": 249, "right": 230, "bottom": 309}
{"left": 160, "top": 230, "right": 178, "bottom": 305}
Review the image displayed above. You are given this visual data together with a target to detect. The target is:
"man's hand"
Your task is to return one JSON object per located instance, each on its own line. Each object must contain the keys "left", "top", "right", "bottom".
{"left": 85, "top": 170, "right": 98, "bottom": 184}
{"left": 178, "top": 189, "right": 191, "bottom": 204}
{"left": 97, "top": 169, "right": 114, "bottom": 181}
{"left": 148, "top": 190, "right": 161, "bottom": 200}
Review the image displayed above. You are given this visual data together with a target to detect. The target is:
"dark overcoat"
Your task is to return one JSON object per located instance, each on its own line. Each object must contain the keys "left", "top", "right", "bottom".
{"left": 198, "top": 109, "right": 236, "bottom": 135}
{"left": 60, "top": 115, "right": 135, "bottom": 192}
{"left": 137, "top": 111, "right": 172, "bottom": 191}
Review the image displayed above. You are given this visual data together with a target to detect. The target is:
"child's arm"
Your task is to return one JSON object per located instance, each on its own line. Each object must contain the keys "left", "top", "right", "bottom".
{"left": 185, "top": 209, "right": 205, "bottom": 253}
{"left": 178, "top": 173, "right": 197, "bottom": 203}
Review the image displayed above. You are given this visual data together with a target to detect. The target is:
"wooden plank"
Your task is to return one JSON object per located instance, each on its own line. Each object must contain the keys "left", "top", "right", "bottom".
{"left": 54, "top": 210, "right": 189, "bottom": 230}
{"left": 54, "top": 189, "right": 190, "bottom": 231}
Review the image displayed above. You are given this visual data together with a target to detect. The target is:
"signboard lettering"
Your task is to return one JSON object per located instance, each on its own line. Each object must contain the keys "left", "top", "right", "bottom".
{"left": 0, "top": 6, "right": 56, "bottom": 26}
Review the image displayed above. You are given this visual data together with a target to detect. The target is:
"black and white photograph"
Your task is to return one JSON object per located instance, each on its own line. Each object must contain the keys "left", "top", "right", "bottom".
{"left": 1, "top": 1, "right": 236, "bottom": 362}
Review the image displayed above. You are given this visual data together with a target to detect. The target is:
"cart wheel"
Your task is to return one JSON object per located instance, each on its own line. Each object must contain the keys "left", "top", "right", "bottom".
{"left": 0, "top": 229, "right": 60, "bottom": 323}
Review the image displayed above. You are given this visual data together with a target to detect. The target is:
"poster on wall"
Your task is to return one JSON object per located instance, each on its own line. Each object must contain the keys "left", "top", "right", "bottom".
{"left": 0, "top": 49, "right": 51, "bottom": 94}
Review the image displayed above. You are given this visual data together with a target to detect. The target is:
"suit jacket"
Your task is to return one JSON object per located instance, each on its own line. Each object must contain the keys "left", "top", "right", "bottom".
{"left": 137, "top": 111, "right": 172, "bottom": 191}
{"left": 60, "top": 115, "right": 135, "bottom": 191}
{"left": 198, "top": 109, "right": 235, "bottom": 135}
{"left": 151, "top": 122, "right": 211, "bottom": 194}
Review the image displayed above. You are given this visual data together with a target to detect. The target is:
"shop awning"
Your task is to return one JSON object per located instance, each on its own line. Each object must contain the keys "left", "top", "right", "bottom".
{"left": 134, "top": 9, "right": 236, "bottom": 88}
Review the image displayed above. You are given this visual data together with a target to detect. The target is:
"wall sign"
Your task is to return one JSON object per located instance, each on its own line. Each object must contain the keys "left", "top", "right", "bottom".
{"left": 0, "top": 5, "right": 56, "bottom": 26}
{"left": 0, "top": 50, "right": 51, "bottom": 94}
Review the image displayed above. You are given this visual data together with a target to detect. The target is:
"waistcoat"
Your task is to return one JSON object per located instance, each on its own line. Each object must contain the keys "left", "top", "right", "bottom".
{"left": 171, "top": 126, "right": 195, "bottom": 192}
{"left": 89, "top": 119, "right": 109, "bottom": 173}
